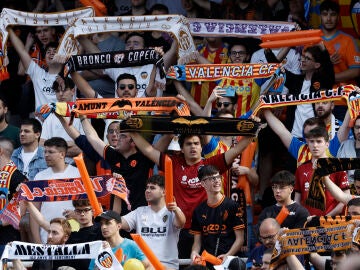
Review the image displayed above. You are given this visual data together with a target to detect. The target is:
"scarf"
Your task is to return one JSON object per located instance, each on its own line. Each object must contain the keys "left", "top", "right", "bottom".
{"left": 270, "top": 223, "right": 354, "bottom": 269}
{"left": 306, "top": 158, "right": 360, "bottom": 211}
{"left": 120, "top": 115, "right": 266, "bottom": 136}
{"left": 188, "top": 18, "right": 295, "bottom": 37}
{"left": 0, "top": 241, "right": 123, "bottom": 270}
{"left": 35, "top": 97, "right": 191, "bottom": 121}
{"left": 167, "top": 63, "right": 279, "bottom": 82}
{"left": 57, "top": 15, "right": 196, "bottom": 58}
{"left": 64, "top": 49, "right": 165, "bottom": 78}
{"left": 253, "top": 84, "right": 360, "bottom": 120}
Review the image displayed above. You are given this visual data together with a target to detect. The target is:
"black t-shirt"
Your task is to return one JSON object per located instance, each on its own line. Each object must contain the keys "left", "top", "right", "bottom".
{"left": 104, "top": 146, "right": 154, "bottom": 215}
{"left": 190, "top": 196, "right": 245, "bottom": 256}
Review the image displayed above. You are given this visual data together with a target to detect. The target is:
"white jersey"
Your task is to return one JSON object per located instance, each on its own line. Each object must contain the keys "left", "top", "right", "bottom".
{"left": 105, "top": 64, "right": 165, "bottom": 97}
{"left": 26, "top": 61, "right": 57, "bottom": 109}
{"left": 34, "top": 165, "right": 80, "bottom": 244}
{"left": 123, "top": 205, "right": 180, "bottom": 269}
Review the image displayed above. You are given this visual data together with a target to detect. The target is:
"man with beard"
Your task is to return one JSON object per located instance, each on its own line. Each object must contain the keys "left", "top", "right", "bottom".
{"left": 12, "top": 215, "right": 72, "bottom": 270}
{"left": 121, "top": 175, "right": 185, "bottom": 269}
{"left": 0, "top": 96, "right": 20, "bottom": 148}
{"left": 314, "top": 101, "right": 343, "bottom": 140}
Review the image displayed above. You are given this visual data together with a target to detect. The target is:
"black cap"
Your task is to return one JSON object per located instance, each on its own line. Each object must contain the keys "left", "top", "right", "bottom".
{"left": 354, "top": 170, "right": 360, "bottom": 181}
{"left": 95, "top": 210, "right": 122, "bottom": 223}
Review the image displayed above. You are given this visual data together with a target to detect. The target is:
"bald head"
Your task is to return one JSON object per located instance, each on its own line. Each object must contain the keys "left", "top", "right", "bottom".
{"left": 259, "top": 218, "right": 280, "bottom": 249}
{"left": 260, "top": 218, "right": 280, "bottom": 232}
{"left": 0, "top": 137, "right": 14, "bottom": 159}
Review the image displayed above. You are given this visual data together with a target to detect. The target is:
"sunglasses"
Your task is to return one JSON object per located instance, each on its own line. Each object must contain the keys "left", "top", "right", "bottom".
{"left": 216, "top": 101, "right": 233, "bottom": 108}
{"left": 118, "top": 84, "right": 135, "bottom": 90}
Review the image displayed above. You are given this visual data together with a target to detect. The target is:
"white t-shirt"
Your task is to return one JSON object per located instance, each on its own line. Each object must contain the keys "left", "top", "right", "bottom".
{"left": 34, "top": 165, "right": 80, "bottom": 243}
{"left": 21, "top": 148, "right": 37, "bottom": 177}
{"left": 105, "top": 64, "right": 165, "bottom": 97}
{"left": 26, "top": 61, "right": 57, "bottom": 109}
{"left": 291, "top": 80, "right": 314, "bottom": 138}
{"left": 123, "top": 205, "right": 180, "bottom": 269}
{"left": 250, "top": 48, "right": 301, "bottom": 94}
{"left": 41, "top": 114, "right": 84, "bottom": 141}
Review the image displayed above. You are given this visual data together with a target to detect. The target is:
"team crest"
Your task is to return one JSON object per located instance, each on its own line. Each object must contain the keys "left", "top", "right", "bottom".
{"left": 163, "top": 215, "right": 168, "bottom": 223}
{"left": 141, "top": 72, "right": 148, "bottom": 79}
{"left": 114, "top": 53, "right": 125, "bottom": 64}
{"left": 97, "top": 251, "right": 113, "bottom": 268}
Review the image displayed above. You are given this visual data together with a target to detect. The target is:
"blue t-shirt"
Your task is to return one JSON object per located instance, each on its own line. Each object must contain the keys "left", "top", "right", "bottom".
{"left": 88, "top": 238, "right": 145, "bottom": 269}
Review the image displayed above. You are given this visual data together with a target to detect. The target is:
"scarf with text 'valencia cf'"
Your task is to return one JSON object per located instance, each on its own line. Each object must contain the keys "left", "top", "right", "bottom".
{"left": 306, "top": 158, "right": 360, "bottom": 211}
{"left": 120, "top": 115, "right": 265, "bottom": 136}
{"left": 167, "top": 63, "right": 279, "bottom": 82}
{"left": 270, "top": 223, "right": 355, "bottom": 269}
{"left": 64, "top": 49, "right": 165, "bottom": 78}
{"left": 253, "top": 84, "right": 360, "bottom": 120}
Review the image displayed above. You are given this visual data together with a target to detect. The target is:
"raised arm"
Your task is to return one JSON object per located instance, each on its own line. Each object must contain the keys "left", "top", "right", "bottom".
{"left": 336, "top": 110, "right": 351, "bottom": 143}
{"left": 224, "top": 137, "right": 253, "bottom": 166}
{"left": 7, "top": 27, "right": 32, "bottom": 71}
{"left": 56, "top": 115, "right": 81, "bottom": 140}
{"left": 323, "top": 175, "right": 353, "bottom": 205}
{"left": 166, "top": 201, "right": 186, "bottom": 229}
{"left": 263, "top": 109, "right": 292, "bottom": 149}
{"left": 80, "top": 117, "right": 106, "bottom": 157}
{"left": 129, "top": 132, "right": 161, "bottom": 166}
{"left": 70, "top": 71, "right": 97, "bottom": 98}
{"left": 24, "top": 201, "right": 50, "bottom": 232}
{"left": 173, "top": 81, "right": 203, "bottom": 116}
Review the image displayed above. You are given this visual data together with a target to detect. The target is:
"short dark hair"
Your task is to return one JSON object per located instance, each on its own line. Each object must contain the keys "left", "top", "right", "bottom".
{"left": 21, "top": 118, "right": 42, "bottom": 134}
{"left": 52, "top": 76, "right": 75, "bottom": 92}
{"left": 271, "top": 170, "right": 295, "bottom": 186}
{"left": 304, "top": 126, "right": 329, "bottom": 142}
{"left": 178, "top": 134, "right": 203, "bottom": 149}
{"left": 44, "top": 41, "right": 59, "bottom": 53}
{"left": 147, "top": 174, "right": 165, "bottom": 188}
{"left": 149, "top": 3, "right": 169, "bottom": 14}
{"left": 228, "top": 38, "right": 248, "bottom": 54}
{"left": 303, "top": 117, "right": 326, "bottom": 130}
{"left": 125, "top": 32, "right": 145, "bottom": 47}
{"left": 198, "top": 165, "right": 219, "bottom": 181}
{"left": 348, "top": 197, "right": 360, "bottom": 207}
{"left": 320, "top": 0, "right": 340, "bottom": 14}
{"left": 72, "top": 199, "right": 91, "bottom": 208}
{"left": 44, "top": 137, "right": 68, "bottom": 152}
{"left": 116, "top": 73, "right": 137, "bottom": 88}
{"left": 228, "top": 257, "right": 246, "bottom": 270}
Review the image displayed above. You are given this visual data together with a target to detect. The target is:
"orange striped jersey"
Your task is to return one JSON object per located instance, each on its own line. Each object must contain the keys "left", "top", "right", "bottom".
{"left": 190, "top": 44, "right": 228, "bottom": 107}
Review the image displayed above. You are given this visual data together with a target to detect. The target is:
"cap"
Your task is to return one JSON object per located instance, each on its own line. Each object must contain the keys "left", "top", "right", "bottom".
{"left": 95, "top": 210, "right": 122, "bottom": 223}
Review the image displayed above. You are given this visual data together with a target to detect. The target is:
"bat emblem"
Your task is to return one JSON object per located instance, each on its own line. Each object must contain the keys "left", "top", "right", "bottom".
{"left": 172, "top": 117, "right": 209, "bottom": 126}
{"left": 110, "top": 99, "right": 133, "bottom": 109}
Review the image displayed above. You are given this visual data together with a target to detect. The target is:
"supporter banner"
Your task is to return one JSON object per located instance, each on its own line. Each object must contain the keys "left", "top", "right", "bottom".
{"left": 0, "top": 7, "right": 94, "bottom": 56}
{"left": 64, "top": 49, "right": 164, "bottom": 77}
{"left": 167, "top": 63, "right": 279, "bottom": 82}
{"left": 0, "top": 241, "right": 122, "bottom": 270}
{"left": 253, "top": 84, "right": 360, "bottom": 120}
{"left": 188, "top": 18, "right": 295, "bottom": 37}
{"left": 57, "top": 15, "right": 196, "bottom": 58}
{"left": 270, "top": 224, "right": 354, "bottom": 269}
{"left": 120, "top": 115, "right": 265, "bottom": 136}
{"left": 306, "top": 158, "right": 360, "bottom": 211}
{"left": 18, "top": 175, "right": 128, "bottom": 202}
{"left": 36, "top": 97, "right": 191, "bottom": 120}
{"left": 0, "top": 191, "right": 21, "bottom": 230}
{"left": 306, "top": 215, "right": 360, "bottom": 227}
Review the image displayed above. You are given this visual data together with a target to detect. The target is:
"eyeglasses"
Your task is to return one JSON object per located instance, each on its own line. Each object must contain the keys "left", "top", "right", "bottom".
{"left": 74, "top": 208, "right": 92, "bottom": 215}
{"left": 216, "top": 102, "right": 233, "bottom": 108}
{"left": 202, "top": 174, "right": 221, "bottom": 182}
{"left": 259, "top": 233, "right": 277, "bottom": 241}
{"left": 108, "top": 129, "right": 119, "bottom": 135}
{"left": 230, "top": 50, "right": 247, "bottom": 57}
{"left": 301, "top": 55, "right": 315, "bottom": 62}
{"left": 118, "top": 84, "right": 135, "bottom": 90}
{"left": 271, "top": 184, "right": 290, "bottom": 191}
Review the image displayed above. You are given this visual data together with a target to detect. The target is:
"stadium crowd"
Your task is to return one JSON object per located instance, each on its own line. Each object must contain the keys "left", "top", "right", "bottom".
{"left": 0, "top": 0, "right": 360, "bottom": 269}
